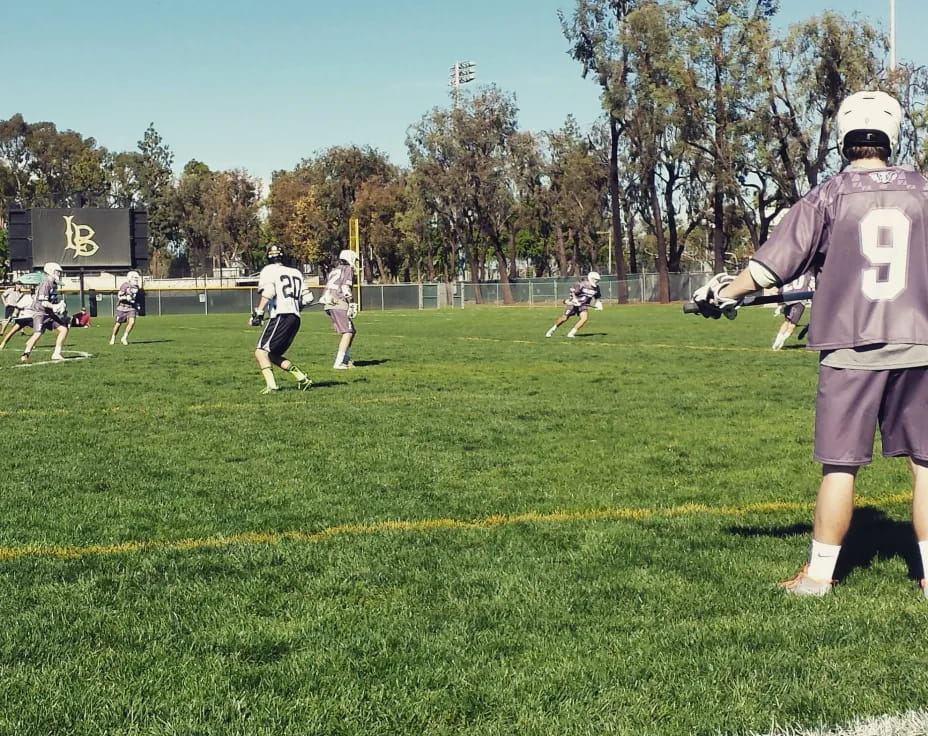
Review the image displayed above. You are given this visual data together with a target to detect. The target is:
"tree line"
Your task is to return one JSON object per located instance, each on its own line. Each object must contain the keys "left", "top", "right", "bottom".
{"left": 1, "top": 1, "right": 926, "bottom": 302}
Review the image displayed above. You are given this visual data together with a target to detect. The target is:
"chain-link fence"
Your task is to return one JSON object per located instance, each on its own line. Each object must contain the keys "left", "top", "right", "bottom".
{"left": 61, "top": 273, "right": 711, "bottom": 316}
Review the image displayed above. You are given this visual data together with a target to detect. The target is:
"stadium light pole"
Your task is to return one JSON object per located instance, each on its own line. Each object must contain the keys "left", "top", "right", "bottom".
{"left": 889, "top": 0, "right": 896, "bottom": 72}
{"left": 449, "top": 61, "right": 476, "bottom": 107}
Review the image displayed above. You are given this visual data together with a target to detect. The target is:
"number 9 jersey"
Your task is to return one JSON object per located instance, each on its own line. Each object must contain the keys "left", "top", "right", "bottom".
{"left": 750, "top": 165, "right": 928, "bottom": 350}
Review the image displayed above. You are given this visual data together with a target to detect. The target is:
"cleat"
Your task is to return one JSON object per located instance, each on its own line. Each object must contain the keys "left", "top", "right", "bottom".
{"left": 921, "top": 580, "right": 928, "bottom": 600}
{"left": 545, "top": 330, "right": 554, "bottom": 338}
{"left": 121, "top": 338, "right": 129, "bottom": 345}
{"left": 333, "top": 363, "right": 349, "bottom": 370}
{"left": 296, "top": 378, "right": 312, "bottom": 391}
{"left": 343, "top": 361, "right": 355, "bottom": 368}
{"left": 51, "top": 353, "right": 64, "bottom": 361}
{"left": 20, "top": 354, "right": 30, "bottom": 364}
{"left": 779, "top": 565, "right": 834, "bottom": 597}
{"left": 259, "top": 386, "right": 280, "bottom": 395}
{"left": 109, "top": 338, "right": 115, "bottom": 345}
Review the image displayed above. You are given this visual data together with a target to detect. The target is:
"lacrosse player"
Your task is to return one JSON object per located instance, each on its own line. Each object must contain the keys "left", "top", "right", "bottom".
{"left": 771, "top": 271, "right": 815, "bottom": 350}
{"left": 21, "top": 262, "right": 69, "bottom": 363}
{"left": 545, "top": 272, "right": 603, "bottom": 338}
{"left": 2, "top": 283, "right": 20, "bottom": 329}
{"left": 109, "top": 271, "right": 143, "bottom": 345}
{"left": 692, "top": 91, "right": 928, "bottom": 599}
{"left": 0, "top": 286, "right": 36, "bottom": 349}
{"left": 250, "top": 245, "right": 312, "bottom": 394}
{"left": 320, "top": 249, "right": 359, "bottom": 369}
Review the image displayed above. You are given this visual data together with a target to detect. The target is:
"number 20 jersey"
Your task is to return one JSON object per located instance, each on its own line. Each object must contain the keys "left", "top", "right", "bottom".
{"left": 751, "top": 165, "right": 928, "bottom": 350}
{"left": 258, "top": 263, "right": 303, "bottom": 318}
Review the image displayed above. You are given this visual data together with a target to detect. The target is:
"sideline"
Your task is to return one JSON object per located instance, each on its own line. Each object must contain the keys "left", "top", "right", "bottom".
{"left": 0, "top": 492, "right": 911, "bottom": 562}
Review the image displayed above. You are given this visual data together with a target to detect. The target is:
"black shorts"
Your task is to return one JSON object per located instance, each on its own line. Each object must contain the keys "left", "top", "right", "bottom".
{"left": 256, "top": 314, "right": 300, "bottom": 356}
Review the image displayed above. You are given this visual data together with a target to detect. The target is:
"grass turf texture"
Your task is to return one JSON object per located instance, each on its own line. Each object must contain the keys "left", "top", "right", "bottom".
{"left": 0, "top": 306, "right": 925, "bottom": 735}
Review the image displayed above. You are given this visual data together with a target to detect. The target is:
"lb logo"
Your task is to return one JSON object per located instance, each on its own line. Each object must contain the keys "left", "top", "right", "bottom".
{"left": 63, "top": 216, "right": 100, "bottom": 257}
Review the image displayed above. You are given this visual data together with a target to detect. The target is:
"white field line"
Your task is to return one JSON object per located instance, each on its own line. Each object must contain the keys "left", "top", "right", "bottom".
{"left": 750, "top": 709, "right": 928, "bottom": 736}
{"left": 8, "top": 350, "right": 92, "bottom": 368}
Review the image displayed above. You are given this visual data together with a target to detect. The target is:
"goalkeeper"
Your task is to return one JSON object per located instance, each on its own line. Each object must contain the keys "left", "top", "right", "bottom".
{"left": 545, "top": 272, "right": 602, "bottom": 338}
{"left": 320, "top": 249, "right": 360, "bottom": 370}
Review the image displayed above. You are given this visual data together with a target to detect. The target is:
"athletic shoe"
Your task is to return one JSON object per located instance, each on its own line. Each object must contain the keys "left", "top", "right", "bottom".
{"left": 259, "top": 386, "right": 280, "bottom": 395}
{"left": 779, "top": 565, "right": 834, "bottom": 597}
{"left": 567, "top": 333, "right": 576, "bottom": 339}
{"left": 109, "top": 338, "right": 115, "bottom": 345}
{"left": 51, "top": 353, "right": 64, "bottom": 361}
{"left": 920, "top": 579, "right": 928, "bottom": 600}
{"left": 296, "top": 378, "right": 312, "bottom": 391}
{"left": 545, "top": 329, "right": 555, "bottom": 338}
{"left": 333, "top": 364, "right": 349, "bottom": 370}
{"left": 121, "top": 338, "right": 129, "bottom": 345}
{"left": 20, "top": 354, "right": 30, "bottom": 364}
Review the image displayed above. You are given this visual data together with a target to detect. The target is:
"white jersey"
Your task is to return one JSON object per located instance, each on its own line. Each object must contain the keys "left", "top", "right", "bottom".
{"left": 258, "top": 263, "right": 304, "bottom": 317}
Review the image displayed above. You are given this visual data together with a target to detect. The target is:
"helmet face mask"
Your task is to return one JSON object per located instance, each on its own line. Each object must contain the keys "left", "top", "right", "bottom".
{"left": 587, "top": 271, "right": 601, "bottom": 286}
{"left": 127, "top": 271, "right": 141, "bottom": 286}
{"left": 837, "top": 91, "right": 903, "bottom": 159}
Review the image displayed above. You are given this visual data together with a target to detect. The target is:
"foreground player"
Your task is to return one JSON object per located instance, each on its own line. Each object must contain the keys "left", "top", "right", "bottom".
{"left": 21, "top": 262, "right": 68, "bottom": 363}
{"left": 692, "top": 91, "right": 928, "bottom": 598}
{"left": 771, "top": 271, "right": 814, "bottom": 350}
{"left": 250, "top": 245, "right": 312, "bottom": 393}
{"left": 545, "top": 271, "right": 602, "bottom": 338}
{"left": 110, "top": 271, "right": 142, "bottom": 345}
{"left": 320, "top": 249, "right": 359, "bottom": 369}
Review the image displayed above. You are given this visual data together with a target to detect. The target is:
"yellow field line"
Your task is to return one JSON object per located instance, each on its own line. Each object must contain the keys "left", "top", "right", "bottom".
{"left": 0, "top": 492, "right": 912, "bottom": 562}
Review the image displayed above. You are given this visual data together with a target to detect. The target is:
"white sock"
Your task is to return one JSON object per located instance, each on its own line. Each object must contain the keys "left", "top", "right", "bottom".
{"left": 335, "top": 350, "right": 345, "bottom": 366}
{"left": 807, "top": 539, "right": 841, "bottom": 580}
{"left": 918, "top": 541, "right": 928, "bottom": 581}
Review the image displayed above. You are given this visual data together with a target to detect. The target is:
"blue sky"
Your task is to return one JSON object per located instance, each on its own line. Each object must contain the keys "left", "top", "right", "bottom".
{"left": 3, "top": 1, "right": 922, "bottom": 184}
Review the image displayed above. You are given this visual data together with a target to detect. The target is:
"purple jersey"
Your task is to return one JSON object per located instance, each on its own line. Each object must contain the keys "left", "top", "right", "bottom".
{"left": 322, "top": 263, "right": 355, "bottom": 310}
{"left": 569, "top": 279, "right": 601, "bottom": 307}
{"left": 33, "top": 276, "right": 60, "bottom": 310}
{"left": 116, "top": 281, "right": 141, "bottom": 312}
{"left": 752, "top": 165, "right": 928, "bottom": 350}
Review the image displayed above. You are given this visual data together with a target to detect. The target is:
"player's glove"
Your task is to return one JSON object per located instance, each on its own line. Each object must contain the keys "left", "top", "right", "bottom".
{"left": 300, "top": 291, "right": 315, "bottom": 308}
{"left": 773, "top": 303, "right": 785, "bottom": 317}
{"left": 52, "top": 301, "right": 67, "bottom": 315}
{"left": 249, "top": 310, "right": 264, "bottom": 327}
{"left": 594, "top": 300, "right": 603, "bottom": 311}
{"left": 347, "top": 303, "right": 358, "bottom": 319}
{"left": 691, "top": 273, "right": 740, "bottom": 320}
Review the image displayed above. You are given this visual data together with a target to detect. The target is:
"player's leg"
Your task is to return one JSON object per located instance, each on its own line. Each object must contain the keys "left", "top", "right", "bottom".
{"left": 547, "top": 311, "right": 572, "bottom": 337}
{"left": 329, "top": 310, "right": 356, "bottom": 368}
{"left": 121, "top": 315, "right": 136, "bottom": 344}
{"left": 109, "top": 318, "right": 121, "bottom": 345}
{"left": 908, "top": 458, "right": 928, "bottom": 598}
{"left": 567, "top": 311, "right": 589, "bottom": 338}
{"left": 50, "top": 324, "right": 69, "bottom": 360}
{"left": 254, "top": 348, "right": 278, "bottom": 392}
{"left": 0, "top": 323, "right": 22, "bottom": 349}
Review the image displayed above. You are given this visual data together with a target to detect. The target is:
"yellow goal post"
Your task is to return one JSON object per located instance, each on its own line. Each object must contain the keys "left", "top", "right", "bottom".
{"left": 349, "top": 217, "right": 361, "bottom": 311}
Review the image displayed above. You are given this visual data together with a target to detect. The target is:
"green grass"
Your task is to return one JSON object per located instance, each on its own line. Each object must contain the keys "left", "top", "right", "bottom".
{"left": 0, "top": 305, "right": 924, "bottom": 735}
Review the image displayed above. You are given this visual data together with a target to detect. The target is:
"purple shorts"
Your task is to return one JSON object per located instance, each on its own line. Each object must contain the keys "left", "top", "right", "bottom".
{"left": 33, "top": 312, "right": 68, "bottom": 333}
{"left": 562, "top": 304, "right": 588, "bottom": 318}
{"left": 815, "top": 365, "right": 928, "bottom": 465}
{"left": 115, "top": 308, "right": 137, "bottom": 324}
{"left": 326, "top": 308, "right": 356, "bottom": 335}
{"left": 783, "top": 301, "right": 806, "bottom": 326}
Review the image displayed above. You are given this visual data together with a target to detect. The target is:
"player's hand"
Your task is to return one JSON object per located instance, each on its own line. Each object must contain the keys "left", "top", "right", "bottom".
{"left": 691, "top": 273, "right": 740, "bottom": 320}
{"left": 52, "top": 301, "right": 67, "bottom": 315}
{"left": 347, "top": 303, "right": 358, "bottom": 319}
{"left": 594, "top": 300, "right": 603, "bottom": 311}
{"left": 300, "top": 291, "right": 315, "bottom": 308}
{"left": 249, "top": 310, "right": 264, "bottom": 327}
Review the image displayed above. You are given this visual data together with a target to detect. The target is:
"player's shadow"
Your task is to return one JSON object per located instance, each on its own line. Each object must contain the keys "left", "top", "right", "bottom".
{"left": 352, "top": 359, "right": 387, "bottom": 366}
{"left": 728, "top": 506, "right": 921, "bottom": 582}
{"left": 780, "top": 344, "right": 806, "bottom": 350}
{"left": 120, "top": 340, "right": 173, "bottom": 345}
{"left": 573, "top": 332, "right": 608, "bottom": 338}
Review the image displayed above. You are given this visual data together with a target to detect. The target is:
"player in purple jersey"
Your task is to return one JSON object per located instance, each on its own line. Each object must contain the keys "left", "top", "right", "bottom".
{"left": 20, "top": 262, "right": 69, "bottom": 363}
{"left": 320, "top": 249, "right": 359, "bottom": 369}
{"left": 771, "top": 272, "right": 814, "bottom": 351}
{"left": 545, "top": 272, "right": 603, "bottom": 338}
{"left": 692, "top": 91, "right": 928, "bottom": 599}
{"left": 109, "top": 271, "right": 142, "bottom": 345}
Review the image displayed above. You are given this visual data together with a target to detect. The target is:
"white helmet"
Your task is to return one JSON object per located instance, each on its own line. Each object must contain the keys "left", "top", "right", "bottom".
{"left": 587, "top": 271, "right": 601, "bottom": 285}
{"left": 44, "top": 262, "right": 63, "bottom": 281}
{"left": 339, "top": 249, "right": 359, "bottom": 266}
{"left": 837, "top": 90, "right": 903, "bottom": 157}
{"left": 127, "top": 271, "right": 141, "bottom": 286}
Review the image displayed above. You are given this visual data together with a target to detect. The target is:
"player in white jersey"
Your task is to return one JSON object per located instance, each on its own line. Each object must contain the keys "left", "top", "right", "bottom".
{"left": 320, "top": 249, "right": 359, "bottom": 369}
{"left": 0, "top": 287, "right": 36, "bottom": 349}
{"left": 250, "top": 245, "right": 312, "bottom": 394}
{"left": 692, "top": 91, "right": 928, "bottom": 599}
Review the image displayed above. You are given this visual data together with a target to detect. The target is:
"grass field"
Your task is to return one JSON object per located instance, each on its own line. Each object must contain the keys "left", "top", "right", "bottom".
{"left": 0, "top": 304, "right": 926, "bottom": 736}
